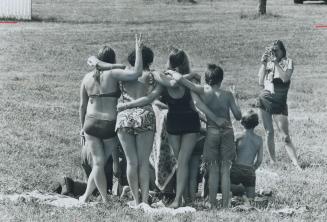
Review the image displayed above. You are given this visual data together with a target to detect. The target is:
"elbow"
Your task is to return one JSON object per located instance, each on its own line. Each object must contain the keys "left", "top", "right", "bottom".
{"left": 235, "top": 113, "right": 242, "bottom": 121}
{"left": 79, "top": 104, "right": 87, "bottom": 112}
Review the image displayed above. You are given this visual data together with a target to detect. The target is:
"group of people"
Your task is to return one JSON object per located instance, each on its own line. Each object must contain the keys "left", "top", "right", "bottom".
{"left": 76, "top": 34, "right": 301, "bottom": 209}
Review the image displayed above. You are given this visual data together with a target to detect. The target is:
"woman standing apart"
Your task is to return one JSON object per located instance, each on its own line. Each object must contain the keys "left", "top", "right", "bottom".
{"left": 257, "top": 40, "right": 301, "bottom": 170}
{"left": 79, "top": 35, "right": 144, "bottom": 203}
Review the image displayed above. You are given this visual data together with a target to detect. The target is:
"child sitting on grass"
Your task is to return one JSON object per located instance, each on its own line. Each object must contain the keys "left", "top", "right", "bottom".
{"left": 230, "top": 110, "right": 263, "bottom": 205}
{"left": 168, "top": 64, "right": 242, "bottom": 208}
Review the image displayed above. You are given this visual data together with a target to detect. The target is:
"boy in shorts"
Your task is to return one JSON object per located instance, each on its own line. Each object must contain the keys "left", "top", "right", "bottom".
{"left": 169, "top": 64, "right": 242, "bottom": 208}
{"left": 230, "top": 110, "right": 263, "bottom": 204}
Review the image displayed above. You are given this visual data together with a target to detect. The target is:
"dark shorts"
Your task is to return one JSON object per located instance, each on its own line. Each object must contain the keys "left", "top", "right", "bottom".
{"left": 230, "top": 163, "right": 256, "bottom": 187}
{"left": 257, "top": 90, "right": 288, "bottom": 116}
{"left": 203, "top": 127, "right": 236, "bottom": 162}
{"left": 83, "top": 115, "right": 116, "bottom": 139}
{"left": 166, "top": 111, "right": 200, "bottom": 135}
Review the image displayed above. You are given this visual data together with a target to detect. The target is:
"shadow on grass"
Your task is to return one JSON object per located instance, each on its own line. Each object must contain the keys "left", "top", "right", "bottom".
{"left": 28, "top": 15, "right": 211, "bottom": 25}
{"left": 239, "top": 12, "right": 282, "bottom": 20}
{"left": 32, "top": 15, "right": 58, "bottom": 22}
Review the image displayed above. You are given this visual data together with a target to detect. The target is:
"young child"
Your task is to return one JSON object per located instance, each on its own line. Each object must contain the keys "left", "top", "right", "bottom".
{"left": 230, "top": 110, "right": 263, "bottom": 204}
{"left": 168, "top": 64, "right": 242, "bottom": 208}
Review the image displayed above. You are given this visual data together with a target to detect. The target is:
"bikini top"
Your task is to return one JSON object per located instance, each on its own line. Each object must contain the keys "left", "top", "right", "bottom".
{"left": 89, "top": 90, "right": 121, "bottom": 98}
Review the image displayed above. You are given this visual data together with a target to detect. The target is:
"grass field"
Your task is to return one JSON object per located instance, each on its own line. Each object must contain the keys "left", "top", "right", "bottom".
{"left": 0, "top": 0, "right": 327, "bottom": 221}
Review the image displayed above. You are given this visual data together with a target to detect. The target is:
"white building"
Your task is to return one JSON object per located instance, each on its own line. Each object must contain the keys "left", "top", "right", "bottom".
{"left": 0, "top": 0, "right": 32, "bottom": 20}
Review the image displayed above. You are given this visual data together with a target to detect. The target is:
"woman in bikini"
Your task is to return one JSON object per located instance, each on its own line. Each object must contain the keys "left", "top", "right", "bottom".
{"left": 257, "top": 40, "right": 301, "bottom": 170}
{"left": 79, "top": 34, "right": 144, "bottom": 203}
{"left": 95, "top": 38, "right": 164, "bottom": 206}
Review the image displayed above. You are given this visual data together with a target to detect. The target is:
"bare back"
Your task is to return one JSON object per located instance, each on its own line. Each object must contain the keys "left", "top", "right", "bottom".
{"left": 235, "top": 132, "right": 262, "bottom": 166}
{"left": 120, "top": 70, "right": 155, "bottom": 101}
{"left": 83, "top": 70, "right": 119, "bottom": 120}
{"left": 202, "top": 87, "right": 238, "bottom": 127}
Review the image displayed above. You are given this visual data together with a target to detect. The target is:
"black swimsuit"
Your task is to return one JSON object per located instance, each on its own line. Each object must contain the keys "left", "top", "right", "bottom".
{"left": 162, "top": 88, "right": 200, "bottom": 135}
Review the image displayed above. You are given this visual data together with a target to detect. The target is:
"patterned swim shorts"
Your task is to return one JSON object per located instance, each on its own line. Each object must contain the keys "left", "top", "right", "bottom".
{"left": 115, "top": 105, "right": 156, "bottom": 135}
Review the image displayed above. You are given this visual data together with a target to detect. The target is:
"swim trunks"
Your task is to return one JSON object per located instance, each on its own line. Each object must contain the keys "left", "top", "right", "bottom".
{"left": 230, "top": 163, "right": 256, "bottom": 187}
{"left": 203, "top": 127, "right": 236, "bottom": 163}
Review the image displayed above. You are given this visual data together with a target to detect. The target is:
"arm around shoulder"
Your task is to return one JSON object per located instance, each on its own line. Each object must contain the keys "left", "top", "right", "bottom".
{"left": 229, "top": 91, "right": 242, "bottom": 121}
{"left": 117, "top": 84, "right": 163, "bottom": 111}
{"left": 79, "top": 78, "right": 89, "bottom": 128}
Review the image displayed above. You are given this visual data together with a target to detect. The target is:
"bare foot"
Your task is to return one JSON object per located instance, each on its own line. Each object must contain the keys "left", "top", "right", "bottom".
{"left": 79, "top": 194, "right": 88, "bottom": 203}
{"left": 205, "top": 201, "right": 218, "bottom": 209}
{"left": 101, "top": 196, "right": 109, "bottom": 204}
{"left": 168, "top": 200, "right": 181, "bottom": 209}
{"left": 295, "top": 163, "right": 303, "bottom": 171}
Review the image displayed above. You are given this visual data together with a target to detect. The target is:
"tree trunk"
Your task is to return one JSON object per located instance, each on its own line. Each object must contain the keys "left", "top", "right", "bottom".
{"left": 178, "top": 0, "right": 197, "bottom": 3}
{"left": 258, "top": 0, "right": 267, "bottom": 15}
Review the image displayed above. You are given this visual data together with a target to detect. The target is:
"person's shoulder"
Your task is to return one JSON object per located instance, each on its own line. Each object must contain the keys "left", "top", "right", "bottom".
{"left": 253, "top": 133, "right": 263, "bottom": 146}
{"left": 203, "top": 84, "right": 212, "bottom": 93}
{"left": 222, "top": 89, "right": 233, "bottom": 99}
{"left": 83, "top": 72, "right": 94, "bottom": 82}
{"left": 235, "top": 132, "right": 245, "bottom": 143}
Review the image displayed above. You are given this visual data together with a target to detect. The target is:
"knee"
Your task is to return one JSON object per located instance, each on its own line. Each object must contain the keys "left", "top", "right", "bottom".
{"left": 138, "top": 159, "right": 149, "bottom": 169}
{"left": 93, "top": 157, "right": 106, "bottom": 168}
{"left": 221, "top": 161, "right": 231, "bottom": 174}
{"left": 265, "top": 129, "right": 274, "bottom": 138}
{"left": 282, "top": 134, "right": 291, "bottom": 144}
{"left": 127, "top": 159, "right": 138, "bottom": 169}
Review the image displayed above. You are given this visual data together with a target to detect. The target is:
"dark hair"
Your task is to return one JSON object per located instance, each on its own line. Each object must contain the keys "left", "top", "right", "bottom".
{"left": 273, "top": 40, "right": 286, "bottom": 58}
{"left": 97, "top": 46, "right": 116, "bottom": 64}
{"left": 167, "top": 48, "right": 190, "bottom": 74}
{"left": 241, "top": 110, "right": 259, "bottom": 129}
{"left": 127, "top": 46, "right": 154, "bottom": 70}
{"left": 204, "top": 64, "right": 223, "bottom": 85}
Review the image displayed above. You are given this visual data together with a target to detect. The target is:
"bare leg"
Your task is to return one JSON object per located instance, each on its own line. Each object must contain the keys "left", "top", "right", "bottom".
{"left": 169, "top": 133, "right": 198, "bottom": 208}
{"left": 274, "top": 114, "right": 302, "bottom": 170}
{"left": 188, "top": 154, "right": 201, "bottom": 203}
{"left": 79, "top": 134, "right": 108, "bottom": 203}
{"left": 103, "top": 137, "right": 118, "bottom": 192}
{"left": 117, "top": 131, "right": 140, "bottom": 205}
{"left": 136, "top": 130, "right": 155, "bottom": 204}
{"left": 259, "top": 109, "right": 276, "bottom": 163}
{"left": 208, "top": 162, "right": 219, "bottom": 208}
{"left": 221, "top": 160, "right": 231, "bottom": 208}
{"left": 168, "top": 134, "right": 181, "bottom": 158}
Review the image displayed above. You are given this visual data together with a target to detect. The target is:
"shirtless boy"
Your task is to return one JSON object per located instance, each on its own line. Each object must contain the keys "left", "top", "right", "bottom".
{"left": 231, "top": 110, "right": 263, "bottom": 204}
{"left": 169, "top": 64, "right": 242, "bottom": 208}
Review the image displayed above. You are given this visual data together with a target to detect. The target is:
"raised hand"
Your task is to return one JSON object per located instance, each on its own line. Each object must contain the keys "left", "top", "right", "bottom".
{"left": 80, "top": 129, "right": 85, "bottom": 146}
{"left": 229, "top": 84, "right": 236, "bottom": 96}
{"left": 87, "top": 56, "right": 99, "bottom": 67}
{"left": 166, "top": 70, "right": 183, "bottom": 81}
{"left": 261, "top": 52, "right": 268, "bottom": 64}
{"left": 135, "top": 33, "right": 144, "bottom": 50}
